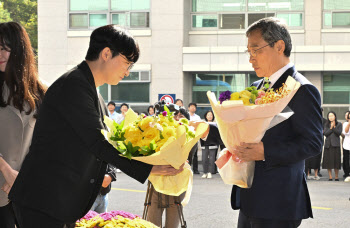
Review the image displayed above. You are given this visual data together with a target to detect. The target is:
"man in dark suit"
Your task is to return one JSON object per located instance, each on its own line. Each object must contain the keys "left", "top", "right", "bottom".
{"left": 194, "top": 18, "right": 323, "bottom": 228}
{"left": 9, "top": 25, "right": 183, "bottom": 228}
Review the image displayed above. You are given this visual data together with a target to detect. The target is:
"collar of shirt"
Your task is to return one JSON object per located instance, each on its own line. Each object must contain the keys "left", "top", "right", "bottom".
{"left": 267, "top": 62, "right": 294, "bottom": 88}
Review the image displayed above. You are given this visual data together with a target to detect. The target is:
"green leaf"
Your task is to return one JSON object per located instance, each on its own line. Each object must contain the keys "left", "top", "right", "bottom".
{"left": 160, "top": 131, "right": 164, "bottom": 139}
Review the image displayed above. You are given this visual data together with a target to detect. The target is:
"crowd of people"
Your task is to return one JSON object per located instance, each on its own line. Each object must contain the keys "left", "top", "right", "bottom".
{"left": 305, "top": 110, "right": 350, "bottom": 181}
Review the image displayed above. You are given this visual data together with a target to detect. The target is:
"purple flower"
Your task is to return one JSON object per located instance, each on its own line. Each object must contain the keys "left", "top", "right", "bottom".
{"left": 162, "top": 111, "right": 167, "bottom": 117}
{"left": 219, "top": 90, "right": 232, "bottom": 104}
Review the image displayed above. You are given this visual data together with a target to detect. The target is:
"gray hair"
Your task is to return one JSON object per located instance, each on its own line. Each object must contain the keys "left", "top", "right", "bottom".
{"left": 246, "top": 17, "right": 292, "bottom": 57}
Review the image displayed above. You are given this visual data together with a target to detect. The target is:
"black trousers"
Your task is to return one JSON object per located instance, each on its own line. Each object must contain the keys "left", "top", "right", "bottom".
{"left": 343, "top": 149, "right": 350, "bottom": 176}
{"left": 188, "top": 143, "right": 198, "bottom": 172}
{"left": 12, "top": 202, "right": 75, "bottom": 228}
{"left": 237, "top": 211, "right": 302, "bottom": 228}
{"left": 0, "top": 202, "right": 19, "bottom": 228}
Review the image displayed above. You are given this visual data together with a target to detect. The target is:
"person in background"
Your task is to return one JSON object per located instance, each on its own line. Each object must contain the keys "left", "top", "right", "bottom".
{"left": 322, "top": 111, "right": 343, "bottom": 181}
{"left": 147, "top": 105, "right": 155, "bottom": 116}
{"left": 134, "top": 111, "right": 140, "bottom": 115}
{"left": 188, "top": 102, "right": 201, "bottom": 174}
{"left": 116, "top": 102, "right": 128, "bottom": 124}
{"left": 0, "top": 22, "right": 47, "bottom": 228}
{"left": 200, "top": 110, "right": 219, "bottom": 179}
{"left": 107, "top": 101, "right": 118, "bottom": 122}
{"left": 175, "top": 99, "right": 183, "bottom": 108}
{"left": 342, "top": 111, "right": 350, "bottom": 179}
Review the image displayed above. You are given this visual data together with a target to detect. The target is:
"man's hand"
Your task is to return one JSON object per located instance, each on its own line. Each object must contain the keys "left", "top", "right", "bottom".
{"left": 233, "top": 142, "right": 265, "bottom": 162}
{"left": 1, "top": 182, "right": 11, "bottom": 195}
{"left": 188, "top": 121, "right": 209, "bottom": 139}
{"left": 102, "top": 175, "right": 113, "bottom": 188}
{"left": 0, "top": 162, "right": 18, "bottom": 189}
{"left": 150, "top": 163, "right": 185, "bottom": 176}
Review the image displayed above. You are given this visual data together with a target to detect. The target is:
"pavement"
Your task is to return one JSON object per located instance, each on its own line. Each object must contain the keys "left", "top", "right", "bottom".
{"left": 107, "top": 168, "right": 350, "bottom": 228}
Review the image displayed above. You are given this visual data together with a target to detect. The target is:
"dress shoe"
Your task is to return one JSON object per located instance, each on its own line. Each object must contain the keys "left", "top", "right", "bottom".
{"left": 207, "top": 173, "right": 212, "bottom": 179}
{"left": 328, "top": 178, "right": 333, "bottom": 181}
{"left": 194, "top": 171, "right": 200, "bottom": 174}
{"left": 335, "top": 178, "right": 339, "bottom": 181}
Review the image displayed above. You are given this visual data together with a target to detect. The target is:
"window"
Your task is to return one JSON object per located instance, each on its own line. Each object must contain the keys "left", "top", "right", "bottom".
{"left": 323, "top": 73, "right": 350, "bottom": 120}
{"left": 191, "top": 0, "right": 304, "bottom": 30}
{"left": 192, "top": 73, "right": 247, "bottom": 104}
{"left": 69, "top": 0, "right": 150, "bottom": 29}
{"left": 323, "top": 0, "right": 350, "bottom": 28}
{"left": 98, "top": 71, "right": 151, "bottom": 104}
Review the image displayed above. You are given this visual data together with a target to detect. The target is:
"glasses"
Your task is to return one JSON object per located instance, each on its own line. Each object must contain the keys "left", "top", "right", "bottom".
{"left": 244, "top": 41, "right": 276, "bottom": 58}
{"left": 119, "top": 54, "right": 134, "bottom": 71}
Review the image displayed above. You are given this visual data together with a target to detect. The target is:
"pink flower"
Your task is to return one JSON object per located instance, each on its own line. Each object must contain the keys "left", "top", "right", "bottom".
{"left": 255, "top": 98, "right": 261, "bottom": 105}
{"left": 162, "top": 111, "right": 167, "bottom": 116}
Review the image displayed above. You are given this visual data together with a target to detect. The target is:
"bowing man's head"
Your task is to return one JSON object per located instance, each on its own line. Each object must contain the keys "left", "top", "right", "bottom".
{"left": 245, "top": 17, "right": 292, "bottom": 78}
{"left": 85, "top": 25, "right": 139, "bottom": 86}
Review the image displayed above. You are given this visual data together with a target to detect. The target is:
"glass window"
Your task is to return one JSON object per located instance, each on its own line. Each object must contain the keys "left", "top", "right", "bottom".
{"left": 324, "top": 0, "right": 350, "bottom": 10}
{"left": 324, "top": 12, "right": 332, "bottom": 27}
{"left": 130, "top": 12, "right": 149, "bottom": 28}
{"left": 192, "top": 73, "right": 246, "bottom": 104}
{"left": 112, "top": 13, "right": 128, "bottom": 26}
{"left": 248, "top": 0, "right": 304, "bottom": 12}
{"left": 277, "top": 13, "right": 302, "bottom": 27}
{"left": 126, "top": 72, "right": 139, "bottom": 81}
{"left": 220, "top": 14, "right": 245, "bottom": 29}
{"left": 322, "top": 106, "right": 350, "bottom": 121}
{"left": 323, "top": 73, "right": 350, "bottom": 104}
{"left": 111, "top": 83, "right": 149, "bottom": 103}
{"left": 69, "top": 14, "right": 88, "bottom": 29}
{"left": 248, "top": 13, "right": 275, "bottom": 26}
{"left": 192, "top": 0, "right": 246, "bottom": 12}
{"left": 111, "top": 0, "right": 150, "bottom": 11}
{"left": 192, "top": 15, "right": 218, "bottom": 28}
{"left": 89, "top": 14, "right": 107, "bottom": 27}
{"left": 70, "top": 0, "right": 108, "bottom": 11}
{"left": 248, "top": 73, "right": 260, "bottom": 86}
{"left": 332, "top": 12, "right": 350, "bottom": 27}
{"left": 98, "top": 84, "right": 109, "bottom": 101}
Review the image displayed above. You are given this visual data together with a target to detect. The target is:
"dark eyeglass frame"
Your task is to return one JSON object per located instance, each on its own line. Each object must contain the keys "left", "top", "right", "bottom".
{"left": 119, "top": 54, "right": 134, "bottom": 71}
{"left": 244, "top": 41, "right": 276, "bottom": 58}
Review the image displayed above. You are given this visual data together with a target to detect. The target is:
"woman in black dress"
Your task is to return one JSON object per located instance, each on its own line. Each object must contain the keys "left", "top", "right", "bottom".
{"left": 322, "top": 111, "right": 343, "bottom": 181}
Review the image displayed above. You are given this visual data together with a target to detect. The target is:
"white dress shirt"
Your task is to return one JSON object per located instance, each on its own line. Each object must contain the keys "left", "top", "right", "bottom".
{"left": 190, "top": 113, "right": 201, "bottom": 121}
{"left": 343, "top": 122, "right": 350, "bottom": 150}
{"left": 266, "top": 62, "right": 294, "bottom": 88}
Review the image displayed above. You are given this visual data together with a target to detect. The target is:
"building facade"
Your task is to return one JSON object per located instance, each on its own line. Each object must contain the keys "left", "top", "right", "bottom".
{"left": 38, "top": 0, "right": 350, "bottom": 118}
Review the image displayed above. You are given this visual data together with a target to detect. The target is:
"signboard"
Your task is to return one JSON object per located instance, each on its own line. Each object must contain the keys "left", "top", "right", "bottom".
{"left": 158, "top": 94, "right": 176, "bottom": 104}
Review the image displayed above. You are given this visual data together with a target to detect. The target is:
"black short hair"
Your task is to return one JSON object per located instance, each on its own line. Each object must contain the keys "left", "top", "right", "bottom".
{"left": 107, "top": 101, "right": 116, "bottom": 106}
{"left": 246, "top": 17, "right": 292, "bottom": 57}
{"left": 147, "top": 105, "right": 154, "bottom": 113}
{"left": 204, "top": 110, "right": 215, "bottom": 122}
{"left": 85, "top": 25, "right": 139, "bottom": 63}
{"left": 175, "top": 99, "right": 183, "bottom": 104}
{"left": 188, "top": 102, "right": 197, "bottom": 108}
{"left": 120, "top": 103, "right": 129, "bottom": 109}
{"left": 174, "top": 108, "right": 190, "bottom": 120}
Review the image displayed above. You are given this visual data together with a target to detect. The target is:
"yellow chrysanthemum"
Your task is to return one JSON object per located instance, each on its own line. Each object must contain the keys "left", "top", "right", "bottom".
{"left": 139, "top": 116, "right": 154, "bottom": 131}
{"left": 162, "top": 126, "right": 176, "bottom": 140}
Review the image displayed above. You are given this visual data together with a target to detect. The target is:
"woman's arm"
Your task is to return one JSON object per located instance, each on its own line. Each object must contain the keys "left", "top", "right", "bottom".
{"left": 345, "top": 121, "right": 350, "bottom": 134}
{"left": 0, "top": 157, "right": 19, "bottom": 193}
{"left": 332, "top": 122, "right": 343, "bottom": 137}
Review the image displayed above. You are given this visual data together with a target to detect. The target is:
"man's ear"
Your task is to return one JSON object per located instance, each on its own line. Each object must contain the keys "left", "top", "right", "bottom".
{"left": 275, "top": 40, "right": 285, "bottom": 55}
{"left": 100, "top": 47, "right": 112, "bottom": 61}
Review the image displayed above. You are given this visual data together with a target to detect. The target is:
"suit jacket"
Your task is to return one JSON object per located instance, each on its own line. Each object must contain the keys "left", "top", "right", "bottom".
{"left": 0, "top": 84, "right": 36, "bottom": 207}
{"left": 9, "top": 61, "right": 153, "bottom": 223}
{"left": 231, "top": 66, "right": 323, "bottom": 220}
{"left": 323, "top": 122, "right": 342, "bottom": 148}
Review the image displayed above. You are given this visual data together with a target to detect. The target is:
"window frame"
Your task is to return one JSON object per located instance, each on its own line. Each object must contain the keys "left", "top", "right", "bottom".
{"left": 68, "top": 0, "right": 151, "bottom": 30}
{"left": 322, "top": 71, "right": 350, "bottom": 105}
{"left": 323, "top": 10, "right": 350, "bottom": 29}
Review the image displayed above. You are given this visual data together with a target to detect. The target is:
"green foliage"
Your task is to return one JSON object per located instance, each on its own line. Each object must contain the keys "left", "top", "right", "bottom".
{"left": 2, "top": 0, "right": 38, "bottom": 51}
{"left": 110, "top": 120, "right": 125, "bottom": 141}
{"left": 0, "top": 3, "right": 12, "bottom": 22}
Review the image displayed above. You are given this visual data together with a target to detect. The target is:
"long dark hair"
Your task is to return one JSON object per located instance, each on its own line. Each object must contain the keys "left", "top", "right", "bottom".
{"left": 0, "top": 22, "right": 46, "bottom": 117}
{"left": 327, "top": 111, "right": 338, "bottom": 128}
{"left": 204, "top": 110, "right": 215, "bottom": 122}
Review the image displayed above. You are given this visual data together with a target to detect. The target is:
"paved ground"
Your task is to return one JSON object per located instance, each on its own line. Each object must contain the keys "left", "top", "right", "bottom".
{"left": 108, "top": 169, "right": 350, "bottom": 228}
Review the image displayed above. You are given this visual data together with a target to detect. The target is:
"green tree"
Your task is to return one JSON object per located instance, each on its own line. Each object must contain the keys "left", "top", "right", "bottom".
{"left": 2, "top": 0, "right": 38, "bottom": 51}
{"left": 0, "top": 2, "right": 12, "bottom": 22}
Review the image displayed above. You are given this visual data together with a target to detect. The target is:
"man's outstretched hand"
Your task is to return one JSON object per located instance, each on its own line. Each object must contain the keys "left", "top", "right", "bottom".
{"left": 150, "top": 163, "right": 185, "bottom": 176}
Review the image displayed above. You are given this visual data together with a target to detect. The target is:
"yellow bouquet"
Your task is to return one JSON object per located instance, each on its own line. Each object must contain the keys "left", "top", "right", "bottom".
{"left": 101, "top": 107, "right": 207, "bottom": 205}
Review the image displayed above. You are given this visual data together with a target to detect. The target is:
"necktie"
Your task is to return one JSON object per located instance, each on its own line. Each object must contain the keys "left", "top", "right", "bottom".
{"left": 262, "top": 77, "right": 271, "bottom": 91}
